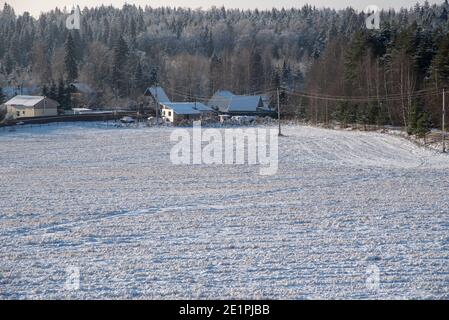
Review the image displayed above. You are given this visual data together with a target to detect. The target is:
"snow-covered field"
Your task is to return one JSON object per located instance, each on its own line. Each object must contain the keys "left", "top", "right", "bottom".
{"left": 0, "top": 122, "right": 448, "bottom": 299}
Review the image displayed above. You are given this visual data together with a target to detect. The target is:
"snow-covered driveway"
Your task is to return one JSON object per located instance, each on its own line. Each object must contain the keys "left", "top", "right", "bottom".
{"left": 0, "top": 123, "right": 448, "bottom": 299}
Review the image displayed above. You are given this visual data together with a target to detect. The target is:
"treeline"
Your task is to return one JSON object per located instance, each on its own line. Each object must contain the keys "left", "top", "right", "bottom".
{"left": 291, "top": 1, "right": 449, "bottom": 132}
{"left": 1, "top": 2, "right": 449, "bottom": 130}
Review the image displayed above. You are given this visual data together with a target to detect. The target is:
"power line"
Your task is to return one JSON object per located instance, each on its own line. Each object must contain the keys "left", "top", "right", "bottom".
{"left": 283, "top": 87, "right": 440, "bottom": 103}
{"left": 281, "top": 86, "right": 439, "bottom": 99}
{"left": 151, "top": 82, "right": 441, "bottom": 105}
{"left": 162, "top": 85, "right": 278, "bottom": 102}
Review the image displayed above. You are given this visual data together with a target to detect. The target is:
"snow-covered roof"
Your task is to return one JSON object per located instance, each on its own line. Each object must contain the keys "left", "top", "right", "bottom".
{"left": 5, "top": 95, "right": 46, "bottom": 107}
{"left": 208, "top": 91, "right": 234, "bottom": 112}
{"left": 228, "top": 95, "right": 262, "bottom": 112}
{"left": 162, "top": 102, "right": 213, "bottom": 115}
{"left": 144, "top": 86, "right": 171, "bottom": 103}
{"left": 208, "top": 91, "right": 263, "bottom": 113}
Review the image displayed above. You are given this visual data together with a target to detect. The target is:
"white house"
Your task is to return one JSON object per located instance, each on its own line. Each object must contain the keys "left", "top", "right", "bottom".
{"left": 4, "top": 95, "right": 59, "bottom": 119}
{"left": 143, "top": 86, "right": 216, "bottom": 124}
{"left": 161, "top": 102, "right": 214, "bottom": 124}
{"left": 208, "top": 90, "right": 269, "bottom": 114}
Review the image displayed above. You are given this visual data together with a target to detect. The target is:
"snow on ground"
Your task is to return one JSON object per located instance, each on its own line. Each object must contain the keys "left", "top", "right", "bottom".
{"left": 0, "top": 122, "right": 448, "bottom": 299}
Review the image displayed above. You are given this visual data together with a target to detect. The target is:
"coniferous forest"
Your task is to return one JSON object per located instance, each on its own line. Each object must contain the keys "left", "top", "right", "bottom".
{"left": 1, "top": 1, "right": 449, "bottom": 130}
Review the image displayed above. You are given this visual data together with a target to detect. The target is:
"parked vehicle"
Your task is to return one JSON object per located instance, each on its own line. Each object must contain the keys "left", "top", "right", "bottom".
{"left": 230, "top": 116, "right": 257, "bottom": 125}
{"left": 120, "top": 116, "right": 136, "bottom": 124}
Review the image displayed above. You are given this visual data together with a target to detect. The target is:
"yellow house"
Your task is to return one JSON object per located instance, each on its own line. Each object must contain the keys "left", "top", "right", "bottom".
{"left": 5, "top": 95, "right": 59, "bottom": 119}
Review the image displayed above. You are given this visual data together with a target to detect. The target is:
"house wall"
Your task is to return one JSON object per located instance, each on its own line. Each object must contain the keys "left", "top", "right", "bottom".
{"left": 161, "top": 106, "right": 203, "bottom": 124}
{"left": 162, "top": 107, "right": 175, "bottom": 123}
{"left": 6, "top": 106, "right": 35, "bottom": 118}
{"left": 33, "top": 99, "right": 58, "bottom": 117}
{"left": 6, "top": 98, "right": 59, "bottom": 119}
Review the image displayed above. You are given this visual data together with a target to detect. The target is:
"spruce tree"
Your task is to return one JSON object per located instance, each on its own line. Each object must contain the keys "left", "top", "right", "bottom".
{"left": 149, "top": 67, "right": 159, "bottom": 86}
{"left": 111, "top": 36, "right": 129, "bottom": 97}
{"left": 4, "top": 51, "right": 15, "bottom": 75}
{"left": 281, "top": 61, "right": 293, "bottom": 90}
{"left": 64, "top": 33, "right": 78, "bottom": 83}
{"left": 249, "top": 49, "right": 263, "bottom": 92}
{"left": 432, "top": 33, "right": 449, "bottom": 87}
{"left": 49, "top": 82, "right": 58, "bottom": 101}
{"left": 408, "top": 103, "right": 432, "bottom": 138}
{"left": 207, "top": 31, "right": 214, "bottom": 57}
{"left": 41, "top": 85, "right": 49, "bottom": 97}
{"left": 57, "top": 79, "right": 71, "bottom": 110}
{"left": 269, "top": 68, "right": 281, "bottom": 108}
{"left": 416, "top": 111, "right": 432, "bottom": 139}
{"left": 209, "top": 53, "right": 223, "bottom": 95}
{"left": 135, "top": 62, "right": 145, "bottom": 93}
{"left": 333, "top": 101, "right": 358, "bottom": 128}
{"left": 367, "top": 103, "right": 381, "bottom": 126}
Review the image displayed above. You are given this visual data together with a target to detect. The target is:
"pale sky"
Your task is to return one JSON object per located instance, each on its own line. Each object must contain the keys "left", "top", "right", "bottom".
{"left": 1, "top": 0, "right": 444, "bottom": 16}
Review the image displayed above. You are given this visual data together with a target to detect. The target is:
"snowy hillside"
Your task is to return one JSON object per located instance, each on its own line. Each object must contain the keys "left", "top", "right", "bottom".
{"left": 0, "top": 123, "right": 448, "bottom": 299}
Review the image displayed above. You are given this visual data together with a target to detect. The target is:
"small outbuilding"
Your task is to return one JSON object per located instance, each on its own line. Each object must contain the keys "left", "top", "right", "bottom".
{"left": 4, "top": 95, "right": 59, "bottom": 119}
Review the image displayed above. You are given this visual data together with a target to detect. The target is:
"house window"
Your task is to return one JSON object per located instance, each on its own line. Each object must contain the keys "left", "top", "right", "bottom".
{"left": 168, "top": 111, "right": 172, "bottom": 117}
{"left": 22, "top": 111, "right": 25, "bottom": 115}
{"left": 16, "top": 111, "right": 20, "bottom": 117}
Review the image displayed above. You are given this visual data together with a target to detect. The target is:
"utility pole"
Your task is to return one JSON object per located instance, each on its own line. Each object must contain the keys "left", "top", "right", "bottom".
{"left": 443, "top": 88, "right": 446, "bottom": 153}
{"left": 277, "top": 87, "right": 282, "bottom": 136}
{"left": 155, "top": 84, "right": 160, "bottom": 126}
{"left": 113, "top": 87, "right": 118, "bottom": 121}
{"left": 194, "top": 96, "right": 200, "bottom": 121}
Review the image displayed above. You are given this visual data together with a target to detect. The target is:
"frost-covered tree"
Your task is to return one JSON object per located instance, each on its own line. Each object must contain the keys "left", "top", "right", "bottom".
{"left": 0, "top": 2, "right": 448, "bottom": 117}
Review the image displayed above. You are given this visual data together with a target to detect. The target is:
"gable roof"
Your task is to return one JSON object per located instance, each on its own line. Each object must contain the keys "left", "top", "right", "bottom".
{"left": 5, "top": 95, "right": 46, "bottom": 107}
{"left": 208, "top": 91, "right": 233, "bottom": 112}
{"left": 144, "top": 86, "right": 171, "bottom": 103}
{"left": 162, "top": 102, "right": 212, "bottom": 115}
{"left": 208, "top": 91, "right": 263, "bottom": 113}
{"left": 228, "top": 95, "right": 262, "bottom": 112}
{"left": 4, "top": 95, "right": 59, "bottom": 108}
